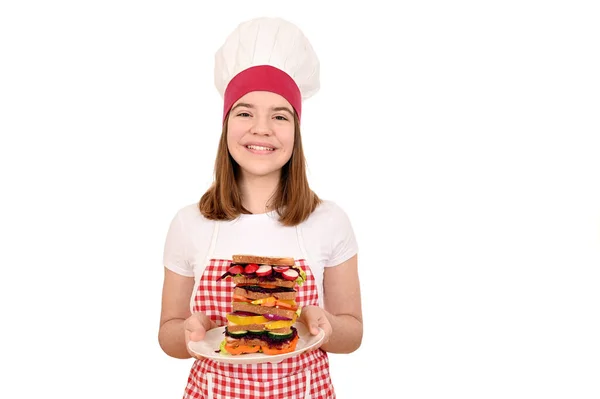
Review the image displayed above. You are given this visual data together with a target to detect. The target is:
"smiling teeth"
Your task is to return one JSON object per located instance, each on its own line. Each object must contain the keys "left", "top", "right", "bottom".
{"left": 247, "top": 145, "right": 274, "bottom": 151}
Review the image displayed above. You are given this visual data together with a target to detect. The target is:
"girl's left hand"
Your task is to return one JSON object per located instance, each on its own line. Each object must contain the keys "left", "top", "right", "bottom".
{"left": 299, "top": 305, "right": 333, "bottom": 349}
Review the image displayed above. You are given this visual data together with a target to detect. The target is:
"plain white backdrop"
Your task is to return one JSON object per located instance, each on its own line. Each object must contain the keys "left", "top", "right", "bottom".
{"left": 1, "top": 1, "right": 599, "bottom": 398}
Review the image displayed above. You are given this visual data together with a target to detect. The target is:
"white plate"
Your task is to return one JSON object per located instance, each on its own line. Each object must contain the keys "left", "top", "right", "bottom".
{"left": 188, "top": 322, "right": 325, "bottom": 364}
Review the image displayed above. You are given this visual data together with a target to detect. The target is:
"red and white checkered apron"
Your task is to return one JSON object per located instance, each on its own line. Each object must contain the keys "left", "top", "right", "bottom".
{"left": 182, "top": 222, "right": 335, "bottom": 399}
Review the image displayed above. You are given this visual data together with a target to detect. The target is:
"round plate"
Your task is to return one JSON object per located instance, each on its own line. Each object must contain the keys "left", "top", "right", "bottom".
{"left": 187, "top": 322, "right": 325, "bottom": 364}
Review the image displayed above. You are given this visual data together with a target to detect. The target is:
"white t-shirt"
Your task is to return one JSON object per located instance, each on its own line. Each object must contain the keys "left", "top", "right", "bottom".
{"left": 163, "top": 199, "right": 358, "bottom": 307}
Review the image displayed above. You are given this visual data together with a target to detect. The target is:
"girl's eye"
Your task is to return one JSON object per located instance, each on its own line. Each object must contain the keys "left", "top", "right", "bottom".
{"left": 274, "top": 115, "right": 288, "bottom": 121}
{"left": 238, "top": 112, "right": 251, "bottom": 117}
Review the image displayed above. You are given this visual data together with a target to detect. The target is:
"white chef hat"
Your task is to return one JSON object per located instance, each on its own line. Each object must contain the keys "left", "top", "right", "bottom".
{"left": 214, "top": 17, "right": 320, "bottom": 123}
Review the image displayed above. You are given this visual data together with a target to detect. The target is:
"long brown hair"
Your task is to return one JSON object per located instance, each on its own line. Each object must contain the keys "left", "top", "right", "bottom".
{"left": 198, "top": 114, "right": 321, "bottom": 226}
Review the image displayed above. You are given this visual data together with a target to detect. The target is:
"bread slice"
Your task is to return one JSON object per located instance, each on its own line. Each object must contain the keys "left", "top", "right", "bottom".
{"left": 232, "top": 254, "right": 295, "bottom": 266}
{"left": 231, "top": 302, "right": 297, "bottom": 320}
{"left": 227, "top": 323, "right": 267, "bottom": 332}
{"left": 233, "top": 276, "right": 296, "bottom": 288}
{"left": 234, "top": 287, "right": 296, "bottom": 301}
{"left": 227, "top": 324, "right": 293, "bottom": 333}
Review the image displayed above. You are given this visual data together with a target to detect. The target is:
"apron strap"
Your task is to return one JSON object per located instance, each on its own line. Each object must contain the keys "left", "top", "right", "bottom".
{"left": 207, "top": 373, "right": 214, "bottom": 399}
{"left": 304, "top": 369, "right": 312, "bottom": 399}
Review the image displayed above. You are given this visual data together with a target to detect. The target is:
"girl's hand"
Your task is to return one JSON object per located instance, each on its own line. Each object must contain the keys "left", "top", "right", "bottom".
{"left": 299, "top": 305, "right": 333, "bottom": 349}
{"left": 184, "top": 312, "right": 217, "bottom": 358}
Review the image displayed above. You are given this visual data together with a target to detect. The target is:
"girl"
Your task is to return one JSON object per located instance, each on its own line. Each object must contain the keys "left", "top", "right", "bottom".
{"left": 158, "top": 17, "right": 363, "bottom": 399}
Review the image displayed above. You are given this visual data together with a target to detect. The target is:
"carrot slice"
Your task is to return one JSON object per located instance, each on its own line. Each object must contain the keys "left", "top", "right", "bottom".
{"left": 225, "top": 344, "right": 261, "bottom": 355}
{"left": 232, "top": 294, "right": 252, "bottom": 302}
{"left": 259, "top": 283, "right": 278, "bottom": 289}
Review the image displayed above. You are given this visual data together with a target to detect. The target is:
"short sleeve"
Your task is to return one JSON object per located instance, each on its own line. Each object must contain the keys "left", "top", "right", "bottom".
{"left": 326, "top": 203, "right": 359, "bottom": 267}
{"left": 163, "top": 210, "right": 194, "bottom": 277}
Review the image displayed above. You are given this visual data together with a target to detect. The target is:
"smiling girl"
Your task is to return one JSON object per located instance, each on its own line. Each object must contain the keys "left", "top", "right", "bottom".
{"left": 158, "top": 17, "right": 363, "bottom": 399}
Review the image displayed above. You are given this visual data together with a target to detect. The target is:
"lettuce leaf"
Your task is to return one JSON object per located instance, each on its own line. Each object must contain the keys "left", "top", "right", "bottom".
{"left": 295, "top": 268, "right": 307, "bottom": 286}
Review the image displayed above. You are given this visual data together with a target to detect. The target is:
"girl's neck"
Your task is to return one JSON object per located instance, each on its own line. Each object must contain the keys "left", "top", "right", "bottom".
{"left": 239, "top": 173, "right": 280, "bottom": 214}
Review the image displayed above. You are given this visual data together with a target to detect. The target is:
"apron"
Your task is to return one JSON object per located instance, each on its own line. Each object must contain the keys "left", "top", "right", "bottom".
{"left": 182, "top": 221, "right": 336, "bottom": 399}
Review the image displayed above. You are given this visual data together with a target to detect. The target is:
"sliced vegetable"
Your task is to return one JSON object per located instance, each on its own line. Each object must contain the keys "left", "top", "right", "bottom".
{"left": 218, "top": 264, "right": 245, "bottom": 280}
{"left": 225, "top": 343, "right": 261, "bottom": 355}
{"left": 227, "top": 265, "right": 243, "bottom": 275}
{"left": 226, "top": 329, "right": 248, "bottom": 337}
{"left": 275, "top": 299, "right": 298, "bottom": 310}
{"left": 255, "top": 265, "right": 272, "bottom": 277}
{"left": 281, "top": 269, "right": 299, "bottom": 281}
{"left": 267, "top": 330, "right": 294, "bottom": 340}
{"left": 258, "top": 283, "right": 278, "bottom": 289}
{"left": 244, "top": 263, "right": 259, "bottom": 274}
{"left": 233, "top": 294, "right": 252, "bottom": 303}
{"left": 273, "top": 266, "right": 290, "bottom": 272}
{"left": 250, "top": 297, "right": 276, "bottom": 306}
{"left": 265, "top": 317, "right": 296, "bottom": 329}
{"left": 226, "top": 314, "right": 268, "bottom": 325}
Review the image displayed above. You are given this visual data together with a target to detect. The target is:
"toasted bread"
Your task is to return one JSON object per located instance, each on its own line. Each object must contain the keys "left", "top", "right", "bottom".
{"left": 233, "top": 276, "right": 296, "bottom": 288}
{"left": 232, "top": 254, "right": 295, "bottom": 267}
{"left": 227, "top": 324, "right": 292, "bottom": 333}
{"left": 233, "top": 287, "right": 297, "bottom": 301}
{"left": 227, "top": 323, "right": 267, "bottom": 332}
{"left": 231, "top": 302, "right": 297, "bottom": 320}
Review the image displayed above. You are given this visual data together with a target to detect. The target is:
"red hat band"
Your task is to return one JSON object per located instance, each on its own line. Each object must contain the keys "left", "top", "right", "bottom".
{"left": 222, "top": 65, "right": 302, "bottom": 123}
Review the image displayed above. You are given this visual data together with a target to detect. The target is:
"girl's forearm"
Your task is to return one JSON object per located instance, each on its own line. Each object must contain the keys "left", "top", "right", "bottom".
{"left": 322, "top": 312, "right": 363, "bottom": 354}
{"left": 158, "top": 318, "right": 191, "bottom": 359}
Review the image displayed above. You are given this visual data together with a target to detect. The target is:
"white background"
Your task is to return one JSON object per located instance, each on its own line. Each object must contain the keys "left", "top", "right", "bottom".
{"left": 1, "top": 1, "right": 599, "bottom": 398}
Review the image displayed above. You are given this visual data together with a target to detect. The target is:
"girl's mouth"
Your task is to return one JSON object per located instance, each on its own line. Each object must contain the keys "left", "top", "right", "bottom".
{"left": 245, "top": 145, "right": 275, "bottom": 154}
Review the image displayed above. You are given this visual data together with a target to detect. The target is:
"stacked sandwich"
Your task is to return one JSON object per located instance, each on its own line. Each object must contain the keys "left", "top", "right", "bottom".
{"left": 217, "top": 254, "right": 306, "bottom": 356}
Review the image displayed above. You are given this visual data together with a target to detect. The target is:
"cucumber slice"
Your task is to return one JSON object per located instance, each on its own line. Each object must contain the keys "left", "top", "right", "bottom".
{"left": 226, "top": 329, "right": 248, "bottom": 337}
{"left": 247, "top": 330, "right": 265, "bottom": 336}
{"left": 267, "top": 330, "right": 294, "bottom": 340}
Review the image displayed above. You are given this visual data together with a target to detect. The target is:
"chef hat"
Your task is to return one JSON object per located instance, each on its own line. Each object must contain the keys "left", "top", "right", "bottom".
{"left": 214, "top": 17, "right": 320, "bottom": 123}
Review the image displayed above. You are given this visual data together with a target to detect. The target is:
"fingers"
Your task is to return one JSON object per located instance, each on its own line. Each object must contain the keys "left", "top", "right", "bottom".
{"left": 309, "top": 317, "right": 322, "bottom": 336}
{"left": 185, "top": 313, "right": 208, "bottom": 342}
{"left": 302, "top": 306, "right": 330, "bottom": 337}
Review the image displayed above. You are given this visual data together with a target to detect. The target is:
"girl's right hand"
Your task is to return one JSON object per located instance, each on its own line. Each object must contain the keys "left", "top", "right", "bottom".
{"left": 184, "top": 312, "right": 217, "bottom": 358}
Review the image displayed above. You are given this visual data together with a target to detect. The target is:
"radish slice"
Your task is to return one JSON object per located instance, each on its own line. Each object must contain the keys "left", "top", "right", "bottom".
{"left": 273, "top": 266, "right": 290, "bottom": 272}
{"left": 282, "top": 269, "right": 299, "bottom": 281}
{"left": 255, "top": 264, "right": 272, "bottom": 276}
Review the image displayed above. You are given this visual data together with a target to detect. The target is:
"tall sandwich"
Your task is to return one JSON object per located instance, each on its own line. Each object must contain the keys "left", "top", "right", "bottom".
{"left": 217, "top": 254, "right": 307, "bottom": 356}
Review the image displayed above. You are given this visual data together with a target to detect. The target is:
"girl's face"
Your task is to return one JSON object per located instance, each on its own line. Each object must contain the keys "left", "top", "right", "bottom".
{"left": 227, "top": 91, "right": 296, "bottom": 180}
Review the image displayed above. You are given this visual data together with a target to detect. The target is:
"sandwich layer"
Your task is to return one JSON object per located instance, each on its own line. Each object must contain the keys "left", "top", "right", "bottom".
{"left": 234, "top": 286, "right": 297, "bottom": 301}
{"left": 227, "top": 324, "right": 293, "bottom": 333}
{"left": 232, "top": 255, "right": 295, "bottom": 266}
{"left": 221, "top": 326, "right": 299, "bottom": 355}
{"left": 231, "top": 302, "right": 297, "bottom": 319}
{"left": 233, "top": 276, "right": 296, "bottom": 288}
